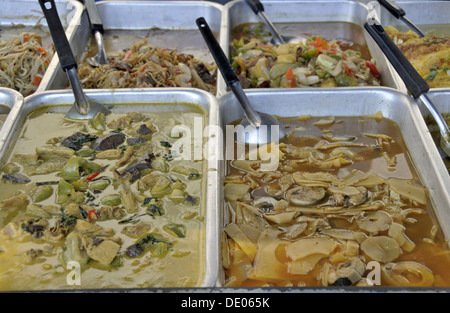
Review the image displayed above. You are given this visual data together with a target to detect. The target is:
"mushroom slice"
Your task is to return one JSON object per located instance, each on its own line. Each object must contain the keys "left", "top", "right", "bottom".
{"left": 328, "top": 258, "right": 367, "bottom": 286}
{"left": 381, "top": 262, "right": 435, "bottom": 287}
{"left": 253, "top": 196, "right": 279, "bottom": 213}
{"left": 330, "top": 186, "right": 368, "bottom": 207}
{"left": 361, "top": 236, "right": 400, "bottom": 263}
{"left": 286, "top": 186, "right": 326, "bottom": 206}
{"left": 356, "top": 211, "right": 392, "bottom": 233}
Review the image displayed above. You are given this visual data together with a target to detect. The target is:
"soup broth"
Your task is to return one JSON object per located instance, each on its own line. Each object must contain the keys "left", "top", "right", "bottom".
{"left": 222, "top": 114, "right": 450, "bottom": 287}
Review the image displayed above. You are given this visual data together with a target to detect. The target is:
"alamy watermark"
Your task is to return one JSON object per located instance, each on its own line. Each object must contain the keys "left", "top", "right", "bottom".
{"left": 169, "top": 117, "right": 281, "bottom": 171}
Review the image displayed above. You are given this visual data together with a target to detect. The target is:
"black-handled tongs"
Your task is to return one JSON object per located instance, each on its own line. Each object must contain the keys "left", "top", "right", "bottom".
{"left": 377, "top": 0, "right": 424, "bottom": 37}
{"left": 364, "top": 20, "right": 449, "bottom": 157}
{"left": 82, "top": 0, "right": 108, "bottom": 66}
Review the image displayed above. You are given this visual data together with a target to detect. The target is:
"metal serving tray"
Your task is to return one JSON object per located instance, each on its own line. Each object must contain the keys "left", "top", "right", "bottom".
{"left": 219, "top": 0, "right": 404, "bottom": 95}
{"left": 0, "top": 0, "right": 84, "bottom": 94}
{"left": 0, "top": 87, "right": 22, "bottom": 132}
{"left": 217, "top": 87, "right": 450, "bottom": 289}
{"left": 379, "top": 1, "right": 450, "bottom": 36}
{"left": 38, "top": 0, "right": 224, "bottom": 95}
{"left": 378, "top": 0, "right": 450, "bottom": 92}
{"left": 421, "top": 89, "right": 450, "bottom": 165}
{"left": 425, "top": 90, "right": 450, "bottom": 117}
{"left": 0, "top": 88, "right": 220, "bottom": 290}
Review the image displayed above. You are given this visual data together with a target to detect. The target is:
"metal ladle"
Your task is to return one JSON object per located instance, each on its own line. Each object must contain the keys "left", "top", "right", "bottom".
{"left": 245, "top": 0, "right": 301, "bottom": 45}
{"left": 39, "top": 0, "right": 110, "bottom": 120}
{"left": 196, "top": 17, "right": 286, "bottom": 145}
{"left": 364, "top": 20, "right": 450, "bottom": 158}
{"left": 83, "top": 0, "right": 108, "bottom": 67}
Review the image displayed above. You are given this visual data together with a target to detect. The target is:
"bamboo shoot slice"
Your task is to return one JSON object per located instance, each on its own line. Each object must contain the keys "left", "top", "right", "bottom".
{"left": 224, "top": 223, "right": 257, "bottom": 261}
{"left": 263, "top": 211, "right": 297, "bottom": 224}
{"left": 388, "top": 178, "right": 427, "bottom": 205}
{"left": 286, "top": 237, "right": 338, "bottom": 261}
{"left": 287, "top": 254, "right": 325, "bottom": 275}
{"left": 250, "top": 230, "right": 291, "bottom": 281}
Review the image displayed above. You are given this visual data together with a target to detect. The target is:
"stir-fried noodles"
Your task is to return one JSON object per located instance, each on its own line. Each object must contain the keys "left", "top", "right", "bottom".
{"left": 78, "top": 40, "right": 217, "bottom": 94}
{"left": 0, "top": 33, "right": 53, "bottom": 96}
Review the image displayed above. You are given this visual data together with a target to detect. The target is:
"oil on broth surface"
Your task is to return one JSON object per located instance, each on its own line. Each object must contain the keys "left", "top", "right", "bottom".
{"left": 0, "top": 105, "right": 207, "bottom": 290}
{"left": 223, "top": 114, "right": 450, "bottom": 287}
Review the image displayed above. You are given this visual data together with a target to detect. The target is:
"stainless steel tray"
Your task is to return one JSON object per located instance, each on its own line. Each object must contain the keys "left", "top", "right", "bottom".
{"left": 219, "top": 0, "right": 405, "bottom": 95}
{"left": 0, "top": 88, "right": 220, "bottom": 290}
{"left": 38, "top": 0, "right": 224, "bottom": 95}
{"left": 0, "top": 87, "right": 22, "bottom": 132}
{"left": 421, "top": 89, "right": 450, "bottom": 164}
{"left": 378, "top": 0, "right": 450, "bottom": 92}
{"left": 426, "top": 89, "right": 450, "bottom": 117}
{"left": 217, "top": 87, "right": 450, "bottom": 288}
{"left": 379, "top": 1, "right": 450, "bottom": 36}
{"left": 0, "top": 0, "right": 84, "bottom": 94}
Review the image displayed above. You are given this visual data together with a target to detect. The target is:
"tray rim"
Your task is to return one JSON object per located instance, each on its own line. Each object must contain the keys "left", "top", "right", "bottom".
{"left": 216, "top": 86, "right": 450, "bottom": 288}
{"left": 0, "top": 87, "right": 221, "bottom": 289}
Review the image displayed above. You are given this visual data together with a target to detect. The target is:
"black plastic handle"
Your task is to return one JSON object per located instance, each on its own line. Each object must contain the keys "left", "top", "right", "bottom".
{"left": 196, "top": 17, "right": 239, "bottom": 86}
{"left": 245, "top": 0, "right": 264, "bottom": 14}
{"left": 377, "top": 0, "right": 405, "bottom": 19}
{"left": 39, "top": 0, "right": 77, "bottom": 71}
{"left": 83, "top": 0, "right": 104, "bottom": 34}
{"left": 364, "top": 21, "right": 429, "bottom": 98}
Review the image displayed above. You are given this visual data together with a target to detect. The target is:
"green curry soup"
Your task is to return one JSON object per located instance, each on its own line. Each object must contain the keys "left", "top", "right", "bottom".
{"left": 0, "top": 105, "right": 207, "bottom": 290}
{"left": 223, "top": 113, "right": 450, "bottom": 287}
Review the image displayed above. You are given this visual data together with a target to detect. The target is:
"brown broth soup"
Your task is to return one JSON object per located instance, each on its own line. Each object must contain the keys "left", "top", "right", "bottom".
{"left": 222, "top": 114, "right": 450, "bottom": 287}
{"left": 0, "top": 105, "right": 207, "bottom": 290}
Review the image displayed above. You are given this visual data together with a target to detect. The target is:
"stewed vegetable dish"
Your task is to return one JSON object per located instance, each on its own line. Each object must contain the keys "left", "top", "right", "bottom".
{"left": 0, "top": 105, "right": 207, "bottom": 290}
{"left": 222, "top": 113, "right": 450, "bottom": 287}
{"left": 230, "top": 23, "right": 381, "bottom": 89}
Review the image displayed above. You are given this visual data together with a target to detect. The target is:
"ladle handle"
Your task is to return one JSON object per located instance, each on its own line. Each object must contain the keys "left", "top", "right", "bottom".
{"left": 83, "top": 0, "right": 104, "bottom": 34}
{"left": 38, "top": 0, "right": 77, "bottom": 71}
{"left": 39, "top": 0, "right": 90, "bottom": 115}
{"left": 245, "top": 0, "right": 264, "bottom": 14}
{"left": 196, "top": 18, "right": 239, "bottom": 85}
{"left": 196, "top": 17, "right": 261, "bottom": 127}
{"left": 364, "top": 21, "right": 429, "bottom": 98}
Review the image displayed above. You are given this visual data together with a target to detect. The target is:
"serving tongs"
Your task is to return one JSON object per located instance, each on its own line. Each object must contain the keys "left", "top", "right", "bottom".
{"left": 245, "top": 0, "right": 299, "bottom": 45}
{"left": 82, "top": 0, "right": 108, "bottom": 66}
{"left": 196, "top": 17, "right": 286, "bottom": 145}
{"left": 377, "top": 0, "right": 424, "bottom": 37}
{"left": 364, "top": 20, "right": 450, "bottom": 158}
{"left": 39, "top": 0, "right": 110, "bottom": 120}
